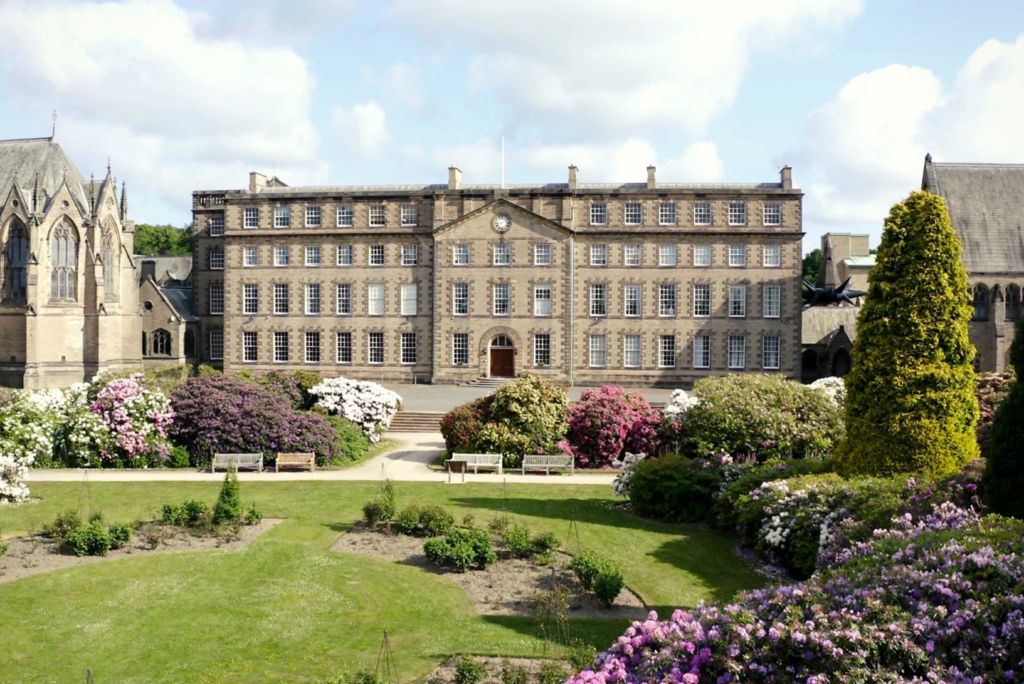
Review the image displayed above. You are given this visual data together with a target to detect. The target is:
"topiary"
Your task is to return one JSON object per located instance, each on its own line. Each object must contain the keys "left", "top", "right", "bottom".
{"left": 835, "top": 191, "right": 979, "bottom": 476}
{"left": 454, "top": 656, "right": 487, "bottom": 684}
{"left": 212, "top": 468, "right": 242, "bottom": 525}
{"left": 502, "top": 524, "right": 532, "bottom": 558}
{"left": 593, "top": 566, "right": 625, "bottom": 607}
{"left": 984, "top": 316, "right": 1024, "bottom": 519}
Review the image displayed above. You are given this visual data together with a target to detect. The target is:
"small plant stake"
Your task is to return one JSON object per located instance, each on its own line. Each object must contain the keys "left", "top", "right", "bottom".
{"left": 375, "top": 630, "right": 397, "bottom": 684}
{"left": 77, "top": 468, "right": 94, "bottom": 522}
{"left": 565, "top": 508, "right": 583, "bottom": 556}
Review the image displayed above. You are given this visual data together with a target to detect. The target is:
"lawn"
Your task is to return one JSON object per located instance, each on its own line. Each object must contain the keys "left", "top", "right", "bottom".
{"left": 0, "top": 481, "right": 764, "bottom": 683}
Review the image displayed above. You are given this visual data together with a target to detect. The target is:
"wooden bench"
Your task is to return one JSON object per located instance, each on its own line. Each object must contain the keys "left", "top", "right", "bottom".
{"left": 522, "top": 454, "right": 574, "bottom": 475}
{"left": 448, "top": 453, "right": 503, "bottom": 475}
{"left": 275, "top": 452, "right": 316, "bottom": 472}
{"left": 211, "top": 453, "right": 263, "bottom": 473}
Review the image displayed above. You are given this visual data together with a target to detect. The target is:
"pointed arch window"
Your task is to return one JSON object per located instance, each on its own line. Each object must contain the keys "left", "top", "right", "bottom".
{"left": 1006, "top": 284, "right": 1021, "bottom": 321}
{"left": 50, "top": 220, "right": 78, "bottom": 302}
{"left": 152, "top": 329, "right": 172, "bottom": 356}
{"left": 102, "top": 222, "right": 118, "bottom": 301}
{"left": 3, "top": 219, "right": 28, "bottom": 301}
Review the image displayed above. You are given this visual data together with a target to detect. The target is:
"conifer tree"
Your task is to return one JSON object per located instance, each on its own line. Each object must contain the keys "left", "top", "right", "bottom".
{"left": 212, "top": 467, "right": 242, "bottom": 525}
{"left": 834, "top": 191, "right": 979, "bottom": 475}
{"left": 982, "top": 317, "right": 1024, "bottom": 518}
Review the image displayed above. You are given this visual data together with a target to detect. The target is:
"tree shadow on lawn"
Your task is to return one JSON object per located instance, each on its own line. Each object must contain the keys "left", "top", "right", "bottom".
{"left": 478, "top": 615, "right": 635, "bottom": 653}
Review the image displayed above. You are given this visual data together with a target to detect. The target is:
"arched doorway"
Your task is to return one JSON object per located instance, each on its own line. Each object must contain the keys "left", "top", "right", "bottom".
{"left": 489, "top": 335, "right": 515, "bottom": 377}
{"left": 831, "top": 348, "right": 851, "bottom": 377}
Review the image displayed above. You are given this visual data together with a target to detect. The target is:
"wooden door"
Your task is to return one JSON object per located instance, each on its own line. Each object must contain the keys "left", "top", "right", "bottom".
{"left": 490, "top": 348, "right": 514, "bottom": 377}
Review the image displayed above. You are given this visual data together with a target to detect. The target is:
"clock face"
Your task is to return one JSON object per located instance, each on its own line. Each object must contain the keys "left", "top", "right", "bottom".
{"left": 493, "top": 214, "right": 511, "bottom": 232}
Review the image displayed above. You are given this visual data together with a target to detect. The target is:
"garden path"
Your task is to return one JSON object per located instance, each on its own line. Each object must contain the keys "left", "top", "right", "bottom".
{"left": 27, "top": 433, "right": 617, "bottom": 485}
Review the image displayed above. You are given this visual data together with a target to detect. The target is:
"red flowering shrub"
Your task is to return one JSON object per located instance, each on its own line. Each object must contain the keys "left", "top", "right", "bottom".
{"left": 170, "top": 376, "right": 340, "bottom": 466}
{"left": 440, "top": 396, "right": 492, "bottom": 453}
{"left": 564, "top": 386, "right": 661, "bottom": 468}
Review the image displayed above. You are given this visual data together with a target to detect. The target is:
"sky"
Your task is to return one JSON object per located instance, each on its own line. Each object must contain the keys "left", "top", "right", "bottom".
{"left": 2, "top": 0, "right": 1024, "bottom": 254}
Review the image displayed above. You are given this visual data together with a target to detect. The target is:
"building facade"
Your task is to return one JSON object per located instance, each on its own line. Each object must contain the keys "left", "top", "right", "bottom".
{"left": 923, "top": 156, "right": 1024, "bottom": 373}
{"left": 191, "top": 165, "right": 803, "bottom": 386}
{"left": 0, "top": 135, "right": 141, "bottom": 389}
{"left": 138, "top": 255, "right": 197, "bottom": 370}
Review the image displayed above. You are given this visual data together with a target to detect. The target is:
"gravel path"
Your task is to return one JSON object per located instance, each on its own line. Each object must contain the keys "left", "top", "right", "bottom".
{"left": 27, "top": 433, "right": 617, "bottom": 485}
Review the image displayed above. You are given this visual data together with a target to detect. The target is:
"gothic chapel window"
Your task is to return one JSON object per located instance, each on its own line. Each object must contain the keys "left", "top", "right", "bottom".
{"left": 51, "top": 219, "right": 79, "bottom": 301}
{"left": 102, "top": 223, "right": 118, "bottom": 300}
{"left": 3, "top": 218, "right": 28, "bottom": 301}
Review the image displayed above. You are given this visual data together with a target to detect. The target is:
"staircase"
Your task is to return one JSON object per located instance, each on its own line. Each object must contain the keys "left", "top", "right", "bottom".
{"left": 462, "top": 377, "right": 511, "bottom": 389}
{"left": 388, "top": 411, "right": 444, "bottom": 433}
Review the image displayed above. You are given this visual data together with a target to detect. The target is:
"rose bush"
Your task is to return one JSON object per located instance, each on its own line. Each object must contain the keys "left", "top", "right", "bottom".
{"left": 309, "top": 377, "right": 401, "bottom": 442}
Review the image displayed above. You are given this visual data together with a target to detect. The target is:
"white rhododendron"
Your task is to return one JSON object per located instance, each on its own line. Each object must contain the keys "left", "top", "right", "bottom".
{"left": 809, "top": 376, "right": 846, "bottom": 409}
{"left": 611, "top": 451, "right": 646, "bottom": 498}
{"left": 662, "top": 388, "right": 699, "bottom": 419}
{"left": 309, "top": 377, "right": 402, "bottom": 442}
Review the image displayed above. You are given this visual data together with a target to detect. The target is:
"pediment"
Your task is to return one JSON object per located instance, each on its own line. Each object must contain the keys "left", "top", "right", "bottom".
{"left": 432, "top": 197, "right": 573, "bottom": 240}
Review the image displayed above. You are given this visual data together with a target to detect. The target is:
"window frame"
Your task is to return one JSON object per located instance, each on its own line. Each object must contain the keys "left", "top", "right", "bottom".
{"left": 729, "top": 284, "right": 747, "bottom": 318}
{"left": 337, "top": 245, "right": 353, "bottom": 266}
{"left": 693, "top": 202, "right": 712, "bottom": 226}
{"left": 728, "top": 202, "right": 747, "bottom": 226}
{"left": 623, "top": 334, "right": 641, "bottom": 369}
{"left": 533, "top": 333, "right": 551, "bottom": 367}
{"left": 763, "top": 244, "right": 781, "bottom": 267}
{"left": 209, "top": 214, "right": 225, "bottom": 236}
{"left": 336, "top": 283, "right": 352, "bottom": 316}
{"left": 534, "top": 243, "right": 552, "bottom": 266}
{"left": 763, "top": 285, "right": 781, "bottom": 318}
{"left": 763, "top": 335, "right": 780, "bottom": 370}
{"left": 659, "top": 335, "right": 676, "bottom": 369}
{"left": 493, "top": 243, "right": 511, "bottom": 266}
{"left": 659, "top": 244, "right": 677, "bottom": 267}
{"left": 624, "top": 244, "right": 642, "bottom": 267}
{"left": 369, "top": 245, "right": 385, "bottom": 266}
{"left": 242, "top": 331, "right": 258, "bottom": 363}
{"left": 659, "top": 202, "right": 677, "bottom": 226}
{"left": 534, "top": 284, "right": 552, "bottom": 317}
{"left": 658, "top": 283, "right": 677, "bottom": 317}
{"left": 273, "top": 331, "right": 289, "bottom": 363}
{"left": 589, "top": 334, "right": 607, "bottom": 368}
{"left": 693, "top": 335, "right": 710, "bottom": 369}
{"left": 590, "top": 244, "right": 608, "bottom": 267}
{"left": 453, "top": 283, "right": 469, "bottom": 316}
{"left": 243, "top": 246, "right": 258, "bottom": 267}
{"left": 453, "top": 244, "right": 470, "bottom": 266}
{"left": 452, "top": 333, "right": 469, "bottom": 365}
{"left": 400, "top": 283, "right": 418, "bottom": 316}
{"left": 243, "top": 207, "right": 259, "bottom": 229}
{"left": 492, "top": 282, "right": 510, "bottom": 316}
{"left": 273, "top": 283, "right": 289, "bottom": 315}
{"left": 693, "top": 283, "right": 711, "bottom": 318}
{"left": 209, "top": 282, "right": 224, "bottom": 315}
{"left": 208, "top": 330, "right": 224, "bottom": 361}
{"left": 336, "top": 331, "right": 352, "bottom": 364}
{"left": 274, "top": 246, "right": 289, "bottom": 267}
{"left": 624, "top": 202, "right": 642, "bottom": 226}
{"left": 624, "top": 285, "right": 642, "bottom": 317}
{"left": 273, "top": 206, "right": 291, "bottom": 229}
{"left": 367, "top": 332, "right": 385, "bottom": 365}
{"left": 305, "top": 245, "right": 322, "bottom": 267}
{"left": 336, "top": 205, "right": 354, "bottom": 228}
{"left": 763, "top": 202, "right": 782, "bottom": 226}
{"left": 305, "top": 206, "right": 322, "bottom": 228}
{"left": 590, "top": 202, "right": 608, "bottom": 226}
{"left": 728, "top": 244, "right": 747, "bottom": 267}
{"left": 305, "top": 283, "right": 321, "bottom": 316}
{"left": 400, "top": 203, "right": 418, "bottom": 227}
{"left": 589, "top": 283, "right": 607, "bottom": 317}
{"left": 728, "top": 335, "right": 746, "bottom": 370}
{"left": 401, "top": 244, "right": 418, "bottom": 266}
{"left": 243, "top": 283, "right": 259, "bottom": 315}
{"left": 368, "top": 204, "right": 386, "bottom": 227}
{"left": 304, "top": 331, "right": 320, "bottom": 364}
{"left": 209, "top": 247, "right": 224, "bottom": 270}
{"left": 400, "top": 332, "right": 417, "bottom": 365}
{"left": 367, "top": 283, "right": 385, "bottom": 316}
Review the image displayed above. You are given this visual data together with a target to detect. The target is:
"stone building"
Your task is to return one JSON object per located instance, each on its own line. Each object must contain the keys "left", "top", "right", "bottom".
{"left": 137, "top": 255, "right": 197, "bottom": 369}
{"left": 922, "top": 156, "right": 1024, "bottom": 372}
{"left": 0, "top": 135, "right": 141, "bottom": 388}
{"left": 191, "top": 165, "right": 804, "bottom": 386}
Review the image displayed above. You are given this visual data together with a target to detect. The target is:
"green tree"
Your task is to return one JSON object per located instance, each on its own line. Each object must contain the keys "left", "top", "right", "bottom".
{"left": 802, "top": 248, "right": 822, "bottom": 281}
{"left": 834, "top": 191, "right": 979, "bottom": 476}
{"left": 983, "top": 318, "right": 1024, "bottom": 518}
{"left": 134, "top": 223, "right": 193, "bottom": 255}
{"left": 212, "top": 468, "right": 242, "bottom": 525}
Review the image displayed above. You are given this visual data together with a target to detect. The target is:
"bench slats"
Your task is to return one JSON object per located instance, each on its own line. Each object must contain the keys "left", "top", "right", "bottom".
{"left": 212, "top": 453, "right": 264, "bottom": 473}
{"left": 275, "top": 452, "right": 316, "bottom": 473}
{"left": 447, "top": 453, "right": 502, "bottom": 474}
{"left": 522, "top": 454, "right": 574, "bottom": 475}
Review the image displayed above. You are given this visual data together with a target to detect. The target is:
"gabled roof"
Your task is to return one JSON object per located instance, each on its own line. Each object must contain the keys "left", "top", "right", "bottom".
{"left": 923, "top": 158, "right": 1024, "bottom": 274}
{"left": 432, "top": 197, "right": 572, "bottom": 237}
{"left": 801, "top": 306, "right": 861, "bottom": 345}
{"left": 0, "top": 136, "right": 89, "bottom": 214}
{"left": 135, "top": 255, "right": 192, "bottom": 284}
{"left": 159, "top": 286, "right": 198, "bottom": 322}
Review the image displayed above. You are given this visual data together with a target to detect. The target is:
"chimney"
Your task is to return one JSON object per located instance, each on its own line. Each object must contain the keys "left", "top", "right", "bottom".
{"left": 647, "top": 165, "right": 656, "bottom": 189}
{"left": 780, "top": 165, "right": 793, "bottom": 190}
{"left": 448, "top": 166, "right": 462, "bottom": 190}
{"left": 249, "top": 171, "right": 267, "bottom": 194}
{"left": 568, "top": 164, "right": 578, "bottom": 191}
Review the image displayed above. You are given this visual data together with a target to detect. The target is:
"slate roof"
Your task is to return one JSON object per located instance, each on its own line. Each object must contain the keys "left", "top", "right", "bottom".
{"left": 923, "top": 158, "right": 1024, "bottom": 274}
{"left": 0, "top": 136, "right": 88, "bottom": 212}
{"left": 802, "top": 306, "right": 861, "bottom": 346}
{"left": 159, "top": 286, "right": 198, "bottom": 323}
{"left": 135, "top": 255, "right": 192, "bottom": 284}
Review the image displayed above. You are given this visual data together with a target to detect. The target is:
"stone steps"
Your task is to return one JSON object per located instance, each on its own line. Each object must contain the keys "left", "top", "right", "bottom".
{"left": 388, "top": 412, "right": 444, "bottom": 432}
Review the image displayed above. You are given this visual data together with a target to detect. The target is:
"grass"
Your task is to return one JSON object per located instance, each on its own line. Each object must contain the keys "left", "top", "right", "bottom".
{"left": 323, "top": 438, "right": 397, "bottom": 470}
{"left": 0, "top": 481, "right": 764, "bottom": 683}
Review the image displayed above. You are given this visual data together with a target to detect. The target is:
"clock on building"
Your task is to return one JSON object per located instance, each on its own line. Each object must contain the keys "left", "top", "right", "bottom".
{"left": 493, "top": 214, "right": 511, "bottom": 232}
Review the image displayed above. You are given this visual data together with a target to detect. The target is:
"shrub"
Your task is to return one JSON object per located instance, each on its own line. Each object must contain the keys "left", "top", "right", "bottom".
{"left": 170, "top": 375, "right": 340, "bottom": 465}
{"left": 566, "top": 641, "right": 595, "bottom": 672}
{"left": 183, "top": 500, "right": 209, "bottom": 526}
{"left": 419, "top": 505, "right": 454, "bottom": 537}
{"left": 161, "top": 503, "right": 185, "bottom": 526}
{"left": 569, "top": 550, "right": 604, "bottom": 591}
{"left": 168, "top": 445, "right": 191, "bottom": 468}
{"left": 626, "top": 454, "right": 725, "bottom": 523}
{"left": 564, "top": 386, "right": 661, "bottom": 468}
{"left": 257, "top": 371, "right": 305, "bottom": 409}
{"left": 502, "top": 524, "right": 532, "bottom": 558}
{"left": 677, "top": 374, "right": 844, "bottom": 461}
{"left": 984, "top": 317, "right": 1024, "bottom": 519}
{"left": 394, "top": 505, "right": 422, "bottom": 535}
{"left": 836, "top": 191, "right": 979, "bottom": 476}
{"left": 363, "top": 501, "right": 387, "bottom": 529}
{"left": 243, "top": 504, "right": 263, "bottom": 526}
{"left": 66, "top": 521, "right": 112, "bottom": 556}
{"left": 108, "top": 523, "right": 132, "bottom": 550}
{"left": 538, "top": 662, "right": 570, "bottom": 684}
{"left": 43, "top": 509, "right": 82, "bottom": 540}
{"left": 424, "top": 528, "right": 496, "bottom": 572}
{"left": 0, "top": 542, "right": 7, "bottom": 557}
{"left": 89, "top": 375, "right": 175, "bottom": 466}
{"left": 308, "top": 377, "right": 401, "bottom": 442}
{"left": 592, "top": 566, "right": 625, "bottom": 608}
{"left": 212, "top": 469, "right": 242, "bottom": 525}
{"left": 325, "top": 415, "right": 372, "bottom": 465}
{"left": 487, "top": 516, "right": 511, "bottom": 535}
{"left": 500, "top": 662, "right": 528, "bottom": 684}
{"left": 462, "top": 514, "right": 475, "bottom": 529}
{"left": 975, "top": 370, "right": 1013, "bottom": 457}
{"left": 440, "top": 397, "right": 490, "bottom": 454}
{"left": 713, "top": 458, "right": 833, "bottom": 534}
{"left": 454, "top": 656, "right": 487, "bottom": 684}
{"left": 531, "top": 531, "right": 560, "bottom": 555}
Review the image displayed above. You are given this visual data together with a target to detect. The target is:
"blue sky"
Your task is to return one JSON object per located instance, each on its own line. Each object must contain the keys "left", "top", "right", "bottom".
{"left": 2, "top": 0, "right": 1024, "bottom": 254}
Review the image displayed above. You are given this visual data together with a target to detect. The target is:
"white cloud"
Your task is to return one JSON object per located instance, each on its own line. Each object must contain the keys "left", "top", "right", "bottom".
{"left": 195, "top": 0, "right": 358, "bottom": 43}
{"left": 0, "top": 0, "right": 324, "bottom": 214}
{"left": 361, "top": 62, "right": 431, "bottom": 116}
{"left": 798, "top": 32, "right": 1024, "bottom": 249}
{"left": 390, "top": 0, "right": 863, "bottom": 138}
{"left": 332, "top": 100, "right": 393, "bottom": 158}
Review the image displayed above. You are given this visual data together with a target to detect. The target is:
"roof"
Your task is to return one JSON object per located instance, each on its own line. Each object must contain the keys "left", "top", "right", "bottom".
{"left": 159, "top": 286, "right": 198, "bottom": 322}
{"left": 201, "top": 181, "right": 791, "bottom": 197}
{"left": 0, "top": 136, "right": 89, "bottom": 212}
{"left": 842, "top": 255, "right": 876, "bottom": 268}
{"left": 135, "top": 255, "right": 192, "bottom": 283}
{"left": 923, "top": 159, "right": 1024, "bottom": 274}
{"left": 801, "top": 306, "right": 861, "bottom": 345}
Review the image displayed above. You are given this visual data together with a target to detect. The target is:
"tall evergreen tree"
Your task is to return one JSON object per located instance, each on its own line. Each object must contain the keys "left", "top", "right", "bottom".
{"left": 983, "top": 318, "right": 1024, "bottom": 518}
{"left": 834, "top": 191, "right": 979, "bottom": 476}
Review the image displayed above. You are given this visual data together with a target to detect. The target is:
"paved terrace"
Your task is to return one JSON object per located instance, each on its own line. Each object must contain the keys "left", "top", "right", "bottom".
{"left": 28, "top": 433, "right": 617, "bottom": 485}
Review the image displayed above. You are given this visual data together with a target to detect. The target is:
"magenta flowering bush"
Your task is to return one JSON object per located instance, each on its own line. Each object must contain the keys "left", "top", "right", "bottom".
{"left": 171, "top": 376, "right": 340, "bottom": 465}
{"left": 89, "top": 375, "right": 174, "bottom": 466}
{"left": 565, "top": 386, "right": 662, "bottom": 468}
{"left": 571, "top": 498, "right": 1024, "bottom": 684}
